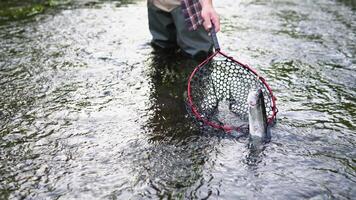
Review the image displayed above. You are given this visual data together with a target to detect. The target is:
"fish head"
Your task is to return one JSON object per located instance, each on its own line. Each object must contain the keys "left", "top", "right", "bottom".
{"left": 247, "top": 88, "right": 263, "bottom": 107}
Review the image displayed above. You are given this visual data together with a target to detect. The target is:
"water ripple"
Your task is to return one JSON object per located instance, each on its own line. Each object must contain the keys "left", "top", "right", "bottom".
{"left": 0, "top": 0, "right": 355, "bottom": 199}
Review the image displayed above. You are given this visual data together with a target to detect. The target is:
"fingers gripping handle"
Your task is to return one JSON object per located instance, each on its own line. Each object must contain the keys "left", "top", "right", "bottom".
{"left": 210, "top": 24, "right": 220, "bottom": 51}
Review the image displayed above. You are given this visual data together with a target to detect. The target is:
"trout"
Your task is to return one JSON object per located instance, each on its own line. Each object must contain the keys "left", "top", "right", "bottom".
{"left": 247, "top": 88, "right": 270, "bottom": 143}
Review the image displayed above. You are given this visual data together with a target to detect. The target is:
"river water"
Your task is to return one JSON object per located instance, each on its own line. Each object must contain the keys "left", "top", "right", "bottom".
{"left": 0, "top": 0, "right": 355, "bottom": 199}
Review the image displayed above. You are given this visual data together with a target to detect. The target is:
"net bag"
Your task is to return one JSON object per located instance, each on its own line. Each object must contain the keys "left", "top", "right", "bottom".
{"left": 187, "top": 26, "right": 277, "bottom": 133}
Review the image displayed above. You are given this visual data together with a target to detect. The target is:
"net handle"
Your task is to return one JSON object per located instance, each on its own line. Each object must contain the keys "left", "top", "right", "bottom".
{"left": 210, "top": 24, "right": 220, "bottom": 51}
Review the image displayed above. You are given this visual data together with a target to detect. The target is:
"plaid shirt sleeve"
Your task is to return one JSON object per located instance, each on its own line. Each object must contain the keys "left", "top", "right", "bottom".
{"left": 181, "top": 0, "right": 204, "bottom": 31}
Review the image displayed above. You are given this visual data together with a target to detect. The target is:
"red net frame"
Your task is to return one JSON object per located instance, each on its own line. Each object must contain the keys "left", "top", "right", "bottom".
{"left": 187, "top": 50, "right": 278, "bottom": 133}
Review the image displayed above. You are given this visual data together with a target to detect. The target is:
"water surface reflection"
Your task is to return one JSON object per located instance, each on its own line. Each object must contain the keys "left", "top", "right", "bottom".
{"left": 0, "top": 0, "right": 355, "bottom": 199}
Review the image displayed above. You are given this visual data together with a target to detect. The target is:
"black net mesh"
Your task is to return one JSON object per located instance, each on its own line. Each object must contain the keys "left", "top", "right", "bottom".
{"left": 188, "top": 56, "right": 275, "bottom": 132}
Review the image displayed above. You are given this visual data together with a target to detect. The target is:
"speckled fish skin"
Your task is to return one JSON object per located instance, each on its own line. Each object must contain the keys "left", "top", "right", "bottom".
{"left": 247, "top": 88, "right": 268, "bottom": 141}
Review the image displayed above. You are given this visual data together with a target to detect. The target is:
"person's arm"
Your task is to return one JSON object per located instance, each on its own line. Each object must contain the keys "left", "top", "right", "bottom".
{"left": 200, "top": 0, "right": 220, "bottom": 32}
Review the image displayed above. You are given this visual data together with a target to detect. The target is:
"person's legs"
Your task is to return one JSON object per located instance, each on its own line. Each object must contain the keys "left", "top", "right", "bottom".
{"left": 147, "top": 3, "right": 177, "bottom": 49}
{"left": 170, "top": 6, "right": 213, "bottom": 59}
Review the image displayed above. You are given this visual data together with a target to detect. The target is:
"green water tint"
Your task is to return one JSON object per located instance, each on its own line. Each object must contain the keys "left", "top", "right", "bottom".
{"left": 0, "top": 0, "right": 71, "bottom": 21}
{"left": 0, "top": 4, "right": 45, "bottom": 20}
{"left": 0, "top": 0, "right": 136, "bottom": 23}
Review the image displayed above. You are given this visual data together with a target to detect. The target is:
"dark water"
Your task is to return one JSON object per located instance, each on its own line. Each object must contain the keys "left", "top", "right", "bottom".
{"left": 0, "top": 0, "right": 355, "bottom": 199}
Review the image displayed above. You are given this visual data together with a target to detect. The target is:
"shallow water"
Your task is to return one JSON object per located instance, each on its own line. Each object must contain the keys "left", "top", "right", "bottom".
{"left": 0, "top": 0, "right": 355, "bottom": 199}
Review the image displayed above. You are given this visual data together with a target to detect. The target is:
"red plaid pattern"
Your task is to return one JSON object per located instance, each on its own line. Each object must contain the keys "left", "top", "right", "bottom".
{"left": 181, "top": 0, "right": 203, "bottom": 31}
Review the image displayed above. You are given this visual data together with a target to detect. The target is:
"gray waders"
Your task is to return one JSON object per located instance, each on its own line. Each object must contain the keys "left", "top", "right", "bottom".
{"left": 147, "top": 3, "right": 213, "bottom": 59}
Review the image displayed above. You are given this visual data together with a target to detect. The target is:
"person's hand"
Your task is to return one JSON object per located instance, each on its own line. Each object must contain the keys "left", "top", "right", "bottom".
{"left": 200, "top": 0, "right": 220, "bottom": 32}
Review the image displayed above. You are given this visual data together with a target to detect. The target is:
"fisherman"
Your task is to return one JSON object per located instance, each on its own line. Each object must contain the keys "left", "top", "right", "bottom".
{"left": 147, "top": 0, "right": 220, "bottom": 59}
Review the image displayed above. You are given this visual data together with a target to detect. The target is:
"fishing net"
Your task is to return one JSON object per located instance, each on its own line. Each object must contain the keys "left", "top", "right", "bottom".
{"left": 187, "top": 27, "right": 277, "bottom": 133}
